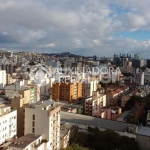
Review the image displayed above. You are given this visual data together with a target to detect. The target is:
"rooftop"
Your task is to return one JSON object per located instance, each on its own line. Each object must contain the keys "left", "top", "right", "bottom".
{"left": 116, "top": 110, "right": 131, "bottom": 122}
{"left": 28, "top": 99, "right": 60, "bottom": 111}
{"left": 60, "top": 111, "right": 136, "bottom": 132}
{"left": 60, "top": 123, "right": 74, "bottom": 138}
{"left": 0, "top": 106, "right": 12, "bottom": 116}
{"left": 137, "top": 126, "right": 150, "bottom": 137}
{"left": 55, "top": 102, "right": 83, "bottom": 109}
{"left": 29, "top": 99, "right": 55, "bottom": 108}
{"left": 8, "top": 134, "right": 41, "bottom": 149}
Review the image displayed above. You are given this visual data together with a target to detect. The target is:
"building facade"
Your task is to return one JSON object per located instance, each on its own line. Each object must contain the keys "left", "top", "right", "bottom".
{"left": 11, "top": 90, "right": 30, "bottom": 137}
{"left": 82, "top": 80, "right": 97, "bottom": 97}
{"left": 84, "top": 91, "right": 106, "bottom": 116}
{"left": 52, "top": 82, "right": 82, "bottom": 102}
{"left": 27, "top": 84, "right": 40, "bottom": 101}
{"left": 0, "top": 106, "right": 17, "bottom": 145}
{"left": 0, "top": 70, "right": 6, "bottom": 89}
{"left": 25, "top": 100, "right": 61, "bottom": 150}
{"left": 8, "top": 133, "right": 50, "bottom": 150}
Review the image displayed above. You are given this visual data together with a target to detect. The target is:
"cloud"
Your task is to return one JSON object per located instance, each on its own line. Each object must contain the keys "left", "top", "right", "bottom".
{"left": 38, "top": 43, "right": 55, "bottom": 48}
{"left": 0, "top": 0, "right": 150, "bottom": 57}
{"left": 93, "top": 39, "right": 101, "bottom": 46}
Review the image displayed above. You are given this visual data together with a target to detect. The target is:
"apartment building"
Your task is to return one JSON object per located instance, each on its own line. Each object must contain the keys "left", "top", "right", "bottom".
{"left": 135, "top": 72, "right": 145, "bottom": 85}
{"left": 6, "top": 74, "right": 16, "bottom": 85}
{"left": 84, "top": 91, "right": 106, "bottom": 116}
{"left": 11, "top": 89, "right": 31, "bottom": 137}
{"left": 6, "top": 73, "right": 11, "bottom": 84}
{"left": 52, "top": 82, "right": 82, "bottom": 102}
{"left": 55, "top": 102, "right": 83, "bottom": 114}
{"left": 1, "top": 64, "right": 16, "bottom": 75}
{"left": 106, "top": 85, "right": 129, "bottom": 106}
{"left": 8, "top": 133, "right": 50, "bottom": 150}
{"left": 25, "top": 100, "right": 61, "bottom": 150}
{"left": 82, "top": 80, "right": 97, "bottom": 97}
{"left": 106, "top": 90, "right": 121, "bottom": 106}
{"left": 117, "top": 105, "right": 145, "bottom": 123}
{"left": 0, "top": 70, "right": 6, "bottom": 89}
{"left": 21, "top": 86, "right": 35, "bottom": 103}
{"left": 5, "top": 80, "right": 25, "bottom": 98}
{"left": 40, "top": 78, "right": 51, "bottom": 95}
{"left": 99, "top": 106, "right": 122, "bottom": 120}
{"left": 0, "top": 105, "right": 17, "bottom": 145}
{"left": 6, "top": 73, "right": 21, "bottom": 85}
{"left": 27, "top": 84, "right": 40, "bottom": 101}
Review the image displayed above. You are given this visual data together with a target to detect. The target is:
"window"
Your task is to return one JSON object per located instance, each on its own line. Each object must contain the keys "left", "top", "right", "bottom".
{"left": 33, "top": 115, "right": 35, "bottom": 120}
{"left": 32, "top": 121, "right": 35, "bottom": 127}
{"left": 32, "top": 128, "right": 35, "bottom": 133}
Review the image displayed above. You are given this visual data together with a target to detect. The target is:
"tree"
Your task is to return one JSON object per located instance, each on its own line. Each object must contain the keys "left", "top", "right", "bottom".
{"left": 64, "top": 144, "right": 89, "bottom": 150}
{"left": 123, "top": 95, "right": 143, "bottom": 111}
{"left": 66, "top": 127, "right": 140, "bottom": 150}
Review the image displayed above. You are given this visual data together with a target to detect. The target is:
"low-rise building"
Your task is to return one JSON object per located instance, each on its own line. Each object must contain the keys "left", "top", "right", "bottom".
{"left": 55, "top": 101, "right": 83, "bottom": 114}
{"left": 8, "top": 133, "right": 50, "bottom": 150}
{"left": 117, "top": 105, "right": 145, "bottom": 123}
{"left": 106, "top": 85, "right": 129, "bottom": 106}
{"left": 92, "top": 106, "right": 122, "bottom": 120}
{"left": 60, "top": 123, "right": 76, "bottom": 150}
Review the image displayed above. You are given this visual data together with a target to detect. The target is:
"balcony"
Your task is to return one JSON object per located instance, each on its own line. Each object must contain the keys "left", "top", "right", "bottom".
{"left": 84, "top": 107, "right": 88, "bottom": 110}
{"left": 52, "top": 116, "right": 58, "bottom": 121}
{"left": 33, "top": 142, "right": 44, "bottom": 149}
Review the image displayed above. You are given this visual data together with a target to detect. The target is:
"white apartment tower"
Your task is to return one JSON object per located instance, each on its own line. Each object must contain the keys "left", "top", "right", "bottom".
{"left": 25, "top": 100, "right": 61, "bottom": 150}
{"left": 140, "top": 72, "right": 144, "bottom": 85}
{"left": 0, "top": 106, "right": 17, "bottom": 145}
{"left": 0, "top": 70, "right": 6, "bottom": 89}
{"left": 82, "top": 80, "right": 97, "bottom": 97}
{"left": 84, "top": 91, "right": 106, "bottom": 116}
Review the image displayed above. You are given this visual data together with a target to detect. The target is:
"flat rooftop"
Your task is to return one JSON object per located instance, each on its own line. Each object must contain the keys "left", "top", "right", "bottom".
{"left": 60, "top": 111, "right": 136, "bottom": 132}
{"left": 28, "top": 99, "right": 60, "bottom": 111}
{"left": 9, "top": 133, "right": 41, "bottom": 149}
{"left": 116, "top": 110, "right": 131, "bottom": 121}
{"left": 29, "top": 99, "right": 55, "bottom": 108}
{"left": 60, "top": 123, "right": 73, "bottom": 138}
{"left": 137, "top": 126, "right": 150, "bottom": 137}
{"left": 55, "top": 102, "right": 83, "bottom": 109}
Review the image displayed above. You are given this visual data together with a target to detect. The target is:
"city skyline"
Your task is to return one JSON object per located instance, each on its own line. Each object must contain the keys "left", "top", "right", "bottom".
{"left": 0, "top": 0, "right": 150, "bottom": 58}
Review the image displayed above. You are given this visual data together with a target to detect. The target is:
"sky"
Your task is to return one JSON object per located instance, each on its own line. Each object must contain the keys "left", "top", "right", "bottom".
{"left": 0, "top": 0, "right": 150, "bottom": 58}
